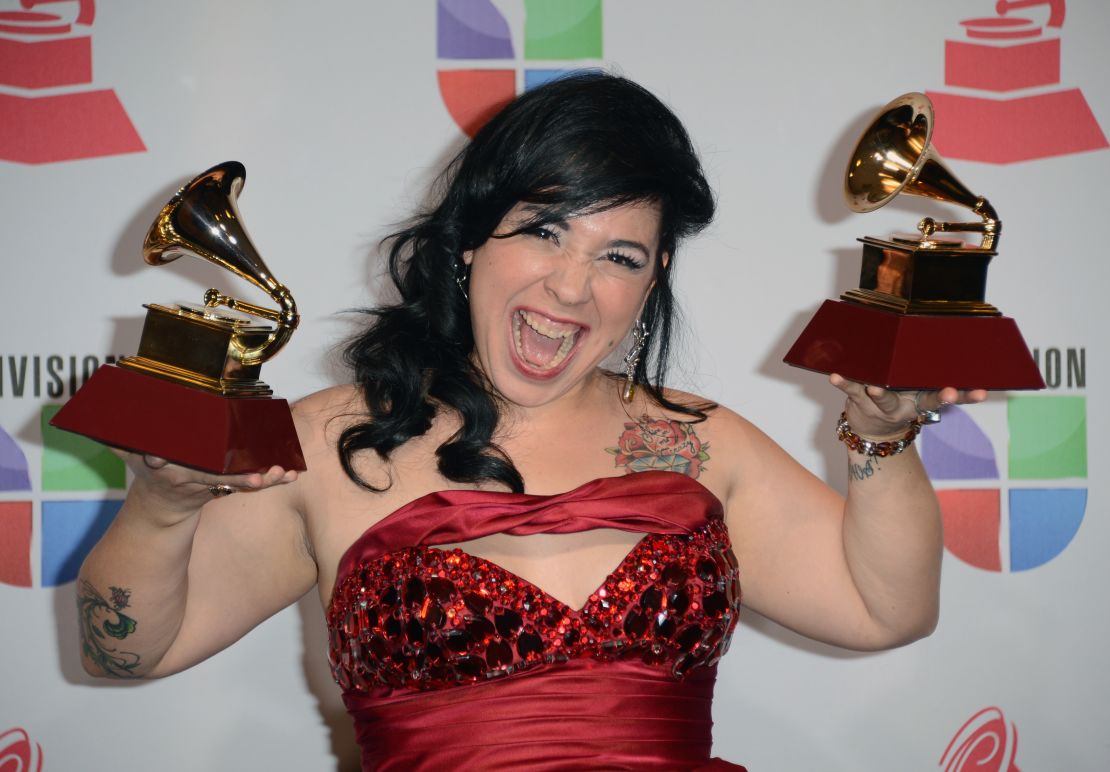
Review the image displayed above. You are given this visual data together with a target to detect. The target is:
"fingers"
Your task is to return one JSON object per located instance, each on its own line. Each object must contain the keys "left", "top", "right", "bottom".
{"left": 143, "top": 454, "right": 169, "bottom": 470}
{"left": 201, "top": 465, "right": 298, "bottom": 493}
{"left": 121, "top": 453, "right": 299, "bottom": 498}
{"left": 830, "top": 374, "right": 990, "bottom": 436}
{"left": 829, "top": 374, "right": 902, "bottom": 413}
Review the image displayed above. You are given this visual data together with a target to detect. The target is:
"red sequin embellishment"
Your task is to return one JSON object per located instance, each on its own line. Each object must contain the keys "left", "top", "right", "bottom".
{"left": 327, "top": 521, "right": 740, "bottom": 692}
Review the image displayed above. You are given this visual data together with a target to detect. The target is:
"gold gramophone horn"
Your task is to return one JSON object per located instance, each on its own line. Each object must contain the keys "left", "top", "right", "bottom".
{"left": 845, "top": 92, "right": 1001, "bottom": 250}
{"left": 142, "top": 161, "right": 299, "bottom": 366}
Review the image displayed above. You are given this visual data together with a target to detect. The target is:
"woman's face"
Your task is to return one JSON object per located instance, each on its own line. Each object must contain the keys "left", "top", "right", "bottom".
{"left": 464, "top": 201, "right": 664, "bottom": 409}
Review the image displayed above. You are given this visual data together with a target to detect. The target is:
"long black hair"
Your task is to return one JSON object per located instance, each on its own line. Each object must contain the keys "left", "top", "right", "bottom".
{"left": 339, "top": 72, "right": 716, "bottom": 493}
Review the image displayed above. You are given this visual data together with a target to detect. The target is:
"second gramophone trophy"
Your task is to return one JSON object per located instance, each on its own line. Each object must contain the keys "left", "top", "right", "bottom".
{"left": 51, "top": 161, "right": 307, "bottom": 474}
{"left": 784, "top": 93, "right": 1044, "bottom": 390}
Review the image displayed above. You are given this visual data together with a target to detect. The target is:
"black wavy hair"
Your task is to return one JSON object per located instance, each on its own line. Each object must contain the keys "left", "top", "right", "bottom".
{"left": 339, "top": 72, "right": 716, "bottom": 493}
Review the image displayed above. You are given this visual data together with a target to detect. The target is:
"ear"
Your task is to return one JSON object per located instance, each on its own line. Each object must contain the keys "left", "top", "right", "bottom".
{"left": 462, "top": 250, "right": 474, "bottom": 266}
{"left": 659, "top": 251, "right": 671, "bottom": 271}
{"left": 636, "top": 280, "right": 657, "bottom": 319}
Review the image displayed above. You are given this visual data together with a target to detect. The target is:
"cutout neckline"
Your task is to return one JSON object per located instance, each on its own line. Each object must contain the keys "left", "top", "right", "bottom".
{"left": 329, "top": 470, "right": 725, "bottom": 607}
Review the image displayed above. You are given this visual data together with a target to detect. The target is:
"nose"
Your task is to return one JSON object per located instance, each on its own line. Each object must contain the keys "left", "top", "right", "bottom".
{"left": 543, "top": 257, "right": 592, "bottom": 306}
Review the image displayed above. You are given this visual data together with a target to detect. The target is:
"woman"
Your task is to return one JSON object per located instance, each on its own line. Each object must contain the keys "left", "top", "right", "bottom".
{"left": 78, "top": 73, "right": 983, "bottom": 770}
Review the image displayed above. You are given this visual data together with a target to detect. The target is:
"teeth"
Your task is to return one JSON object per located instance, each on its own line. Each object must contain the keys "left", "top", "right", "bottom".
{"left": 514, "top": 310, "right": 580, "bottom": 370}
{"left": 520, "top": 310, "right": 579, "bottom": 339}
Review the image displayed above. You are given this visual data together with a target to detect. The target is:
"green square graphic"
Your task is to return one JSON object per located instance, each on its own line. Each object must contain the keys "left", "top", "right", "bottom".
{"left": 41, "top": 405, "right": 126, "bottom": 491}
{"left": 524, "top": 0, "right": 602, "bottom": 60}
{"left": 1008, "top": 396, "right": 1086, "bottom": 480}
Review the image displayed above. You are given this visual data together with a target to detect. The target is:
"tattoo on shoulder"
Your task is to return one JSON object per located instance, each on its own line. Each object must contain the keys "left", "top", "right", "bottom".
{"left": 77, "top": 580, "right": 141, "bottom": 677}
{"left": 848, "top": 456, "right": 881, "bottom": 482}
{"left": 605, "top": 415, "right": 710, "bottom": 479}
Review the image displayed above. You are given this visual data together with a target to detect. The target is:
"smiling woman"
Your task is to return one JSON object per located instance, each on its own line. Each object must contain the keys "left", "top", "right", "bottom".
{"left": 465, "top": 201, "right": 661, "bottom": 405}
{"left": 76, "top": 71, "right": 983, "bottom": 772}
{"left": 338, "top": 73, "right": 716, "bottom": 496}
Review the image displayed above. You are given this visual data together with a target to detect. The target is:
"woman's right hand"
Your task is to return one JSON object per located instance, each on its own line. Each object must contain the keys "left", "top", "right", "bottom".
{"left": 116, "top": 450, "right": 299, "bottom": 525}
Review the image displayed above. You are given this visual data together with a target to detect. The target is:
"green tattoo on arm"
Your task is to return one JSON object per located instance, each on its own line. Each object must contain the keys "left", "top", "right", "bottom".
{"left": 605, "top": 415, "right": 710, "bottom": 479}
{"left": 77, "top": 580, "right": 141, "bottom": 677}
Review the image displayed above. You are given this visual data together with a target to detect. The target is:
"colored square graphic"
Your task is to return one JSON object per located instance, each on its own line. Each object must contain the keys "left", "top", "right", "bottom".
{"left": 437, "top": 0, "right": 514, "bottom": 59}
{"left": 0, "top": 501, "right": 33, "bottom": 587}
{"left": 1008, "top": 396, "right": 1086, "bottom": 480}
{"left": 938, "top": 489, "right": 1002, "bottom": 572}
{"left": 41, "top": 499, "right": 123, "bottom": 587}
{"left": 41, "top": 405, "right": 126, "bottom": 491}
{"left": 1012, "top": 493, "right": 1087, "bottom": 568}
{"left": 1009, "top": 488, "right": 1086, "bottom": 572}
{"left": 0, "top": 425, "right": 32, "bottom": 492}
{"left": 524, "top": 0, "right": 602, "bottom": 60}
{"left": 524, "top": 67, "right": 602, "bottom": 91}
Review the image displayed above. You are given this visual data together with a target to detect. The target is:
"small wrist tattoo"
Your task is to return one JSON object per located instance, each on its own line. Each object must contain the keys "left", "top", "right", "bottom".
{"left": 848, "top": 456, "right": 881, "bottom": 482}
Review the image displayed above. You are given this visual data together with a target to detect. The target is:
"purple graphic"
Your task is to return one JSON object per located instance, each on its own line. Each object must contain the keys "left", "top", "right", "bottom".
{"left": 1009, "top": 488, "right": 1086, "bottom": 571}
{"left": 41, "top": 499, "right": 123, "bottom": 587}
{"left": 922, "top": 406, "right": 999, "bottom": 480}
{"left": 437, "top": 0, "right": 513, "bottom": 59}
{"left": 0, "top": 426, "right": 31, "bottom": 491}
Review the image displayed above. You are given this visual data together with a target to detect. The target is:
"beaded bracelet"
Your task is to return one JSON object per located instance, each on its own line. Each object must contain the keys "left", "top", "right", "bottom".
{"left": 836, "top": 412, "right": 922, "bottom": 457}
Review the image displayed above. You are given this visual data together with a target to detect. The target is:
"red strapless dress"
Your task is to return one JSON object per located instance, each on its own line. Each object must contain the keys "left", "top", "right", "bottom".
{"left": 327, "top": 471, "right": 747, "bottom": 771}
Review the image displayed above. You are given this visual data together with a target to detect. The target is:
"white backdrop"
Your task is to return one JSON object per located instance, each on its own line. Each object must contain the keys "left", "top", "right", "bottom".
{"left": 1, "top": 2, "right": 1106, "bottom": 770}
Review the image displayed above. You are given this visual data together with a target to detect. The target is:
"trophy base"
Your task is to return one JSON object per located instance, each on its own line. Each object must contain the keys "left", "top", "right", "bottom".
{"left": 782, "top": 299, "right": 1045, "bottom": 390}
{"left": 50, "top": 364, "right": 307, "bottom": 474}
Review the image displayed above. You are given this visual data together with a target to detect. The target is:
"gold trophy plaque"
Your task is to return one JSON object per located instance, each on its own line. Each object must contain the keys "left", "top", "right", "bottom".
{"left": 51, "top": 161, "right": 307, "bottom": 473}
{"left": 784, "top": 93, "right": 1044, "bottom": 390}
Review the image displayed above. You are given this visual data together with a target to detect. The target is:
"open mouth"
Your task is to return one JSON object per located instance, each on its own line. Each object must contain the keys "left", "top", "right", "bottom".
{"left": 511, "top": 309, "right": 583, "bottom": 374}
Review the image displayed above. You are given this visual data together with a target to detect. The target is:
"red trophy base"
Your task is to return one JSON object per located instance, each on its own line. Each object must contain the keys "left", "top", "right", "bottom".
{"left": 50, "top": 364, "right": 307, "bottom": 474}
{"left": 783, "top": 300, "right": 1045, "bottom": 390}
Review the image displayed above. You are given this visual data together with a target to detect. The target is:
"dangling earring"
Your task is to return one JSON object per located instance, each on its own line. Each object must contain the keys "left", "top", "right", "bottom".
{"left": 622, "top": 319, "right": 649, "bottom": 402}
{"left": 455, "top": 260, "right": 470, "bottom": 300}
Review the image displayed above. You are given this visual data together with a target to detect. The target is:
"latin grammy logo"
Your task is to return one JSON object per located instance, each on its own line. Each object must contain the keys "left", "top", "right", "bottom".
{"left": 0, "top": 0, "right": 145, "bottom": 164}
{"left": 925, "top": 0, "right": 1107, "bottom": 164}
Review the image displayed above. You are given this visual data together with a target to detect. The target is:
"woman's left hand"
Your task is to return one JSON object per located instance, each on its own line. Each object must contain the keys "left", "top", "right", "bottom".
{"left": 829, "top": 373, "right": 987, "bottom": 439}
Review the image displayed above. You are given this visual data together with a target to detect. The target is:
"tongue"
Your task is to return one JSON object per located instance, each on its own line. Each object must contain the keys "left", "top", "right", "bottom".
{"left": 519, "top": 321, "right": 564, "bottom": 367}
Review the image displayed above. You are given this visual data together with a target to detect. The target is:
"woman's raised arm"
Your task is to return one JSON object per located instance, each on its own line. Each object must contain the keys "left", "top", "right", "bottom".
{"left": 721, "top": 381, "right": 985, "bottom": 651}
{"left": 77, "top": 425, "right": 317, "bottom": 679}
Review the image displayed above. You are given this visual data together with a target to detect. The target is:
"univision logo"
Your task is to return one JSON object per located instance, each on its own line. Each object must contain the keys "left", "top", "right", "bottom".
{"left": 436, "top": 0, "right": 603, "bottom": 136}
{"left": 923, "top": 352, "right": 1087, "bottom": 572}
{"left": 0, "top": 407, "right": 124, "bottom": 588}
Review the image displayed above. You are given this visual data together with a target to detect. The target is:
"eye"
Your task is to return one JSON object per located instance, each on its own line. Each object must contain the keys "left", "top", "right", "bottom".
{"left": 604, "top": 250, "right": 647, "bottom": 270}
{"left": 524, "top": 226, "right": 559, "bottom": 244}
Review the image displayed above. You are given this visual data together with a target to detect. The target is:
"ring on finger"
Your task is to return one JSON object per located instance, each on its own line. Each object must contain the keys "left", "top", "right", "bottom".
{"left": 208, "top": 484, "right": 235, "bottom": 498}
{"left": 914, "top": 390, "right": 943, "bottom": 424}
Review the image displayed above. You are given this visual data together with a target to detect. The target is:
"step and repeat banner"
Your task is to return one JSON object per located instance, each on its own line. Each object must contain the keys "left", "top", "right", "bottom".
{"left": 1, "top": 1, "right": 1105, "bottom": 770}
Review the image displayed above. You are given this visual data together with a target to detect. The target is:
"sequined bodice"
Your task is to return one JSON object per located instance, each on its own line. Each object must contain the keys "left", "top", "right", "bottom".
{"left": 326, "top": 472, "right": 741, "bottom": 694}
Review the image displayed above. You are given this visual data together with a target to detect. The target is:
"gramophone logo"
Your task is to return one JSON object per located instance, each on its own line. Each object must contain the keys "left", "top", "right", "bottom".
{"left": 0, "top": 727, "right": 43, "bottom": 772}
{"left": 922, "top": 350, "right": 1086, "bottom": 572}
{"left": 0, "top": 408, "right": 124, "bottom": 588}
{"left": 436, "top": 0, "right": 603, "bottom": 136}
{"left": 926, "top": 0, "right": 1107, "bottom": 164}
{"left": 939, "top": 707, "right": 1020, "bottom": 772}
{"left": 0, "top": 0, "right": 145, "bottom": 164}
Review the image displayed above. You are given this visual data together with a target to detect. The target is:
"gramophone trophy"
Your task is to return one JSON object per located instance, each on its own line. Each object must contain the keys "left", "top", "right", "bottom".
{"left": 783, "top": 93, "right": 1044, "bottom": 390}
{"left": 51, "top": 161, "right": 307, "bottom": 473}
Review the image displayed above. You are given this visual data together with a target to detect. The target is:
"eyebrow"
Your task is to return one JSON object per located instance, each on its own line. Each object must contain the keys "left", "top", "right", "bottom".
{"left": 608, "top": 239, "right": 650, "bottom": 257}
{"left": 516, "top": 206, "right": 652, "bottom": 257}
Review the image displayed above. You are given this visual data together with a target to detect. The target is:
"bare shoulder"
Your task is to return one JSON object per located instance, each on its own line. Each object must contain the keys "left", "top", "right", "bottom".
{"left": 627, "top": 387, "right": 788, "bottom": 500}
{"left": 290, "top": 384, "right": 364, "bottom": 450}
{"left": 650, "top": 386, "right": 764, "bottom": 445}
{"left": 292, "top": 383, "right": 363, "bottom": 424}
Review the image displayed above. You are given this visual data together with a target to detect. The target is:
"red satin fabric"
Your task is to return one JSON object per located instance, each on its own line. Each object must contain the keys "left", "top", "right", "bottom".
{"left": 329, "top": 471, "right": 747, "bottom": 771}
{"left": 343, "top": 658, "right": 743, "bottom": 771}
{"left": 334, "top": 471, "right": 725, "bottom": 574}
